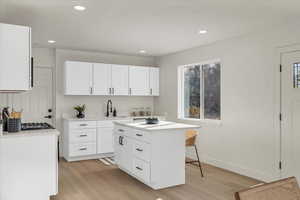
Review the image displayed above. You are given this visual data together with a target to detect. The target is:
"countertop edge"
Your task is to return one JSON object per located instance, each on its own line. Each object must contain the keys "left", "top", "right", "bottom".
{"left": 113, "top": 121, "right": 201, "bottom": 132}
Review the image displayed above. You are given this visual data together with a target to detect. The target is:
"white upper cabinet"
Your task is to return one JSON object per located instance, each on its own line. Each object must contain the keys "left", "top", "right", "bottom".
{"left": 0, "top": 23, "right": 32, "bottom": 91}
{"left": 129, "top": 66, "right": 150, "bottom": 96}
{"left": 64, "top": 61, "right": 159, "bottom": 96}
{"left": 93, "top": 63, "right": 111, "bottom": 95}
{"left": 111, "top": 65, "right": 129, "bottom": 96}
{"left": 149, "top": 67, "right": 159, "bottom": 96}
{"left": 64, "top": 61, "right": 93, "bottom": 95}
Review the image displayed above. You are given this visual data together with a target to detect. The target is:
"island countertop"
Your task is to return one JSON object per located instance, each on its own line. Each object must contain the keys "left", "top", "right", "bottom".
{"left": 113, "top": 120, "right": 200, "bottom": 131}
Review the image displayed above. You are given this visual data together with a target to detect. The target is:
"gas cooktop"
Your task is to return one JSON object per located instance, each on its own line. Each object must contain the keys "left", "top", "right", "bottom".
{"left": 21, "top": 123, "right": 54, "bottom": 131}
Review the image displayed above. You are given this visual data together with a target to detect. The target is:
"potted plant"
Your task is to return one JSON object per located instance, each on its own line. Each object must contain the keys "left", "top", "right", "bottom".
{"left": 74, "top": 104, "right": 86, "bottom": 118}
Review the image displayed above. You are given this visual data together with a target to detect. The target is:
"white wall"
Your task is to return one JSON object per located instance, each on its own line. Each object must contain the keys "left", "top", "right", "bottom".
{"left": 155, "top": 22, "right": 300, "bottom": 182}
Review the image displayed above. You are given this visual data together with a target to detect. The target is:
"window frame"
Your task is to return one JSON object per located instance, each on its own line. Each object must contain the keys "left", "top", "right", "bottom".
{"left": 177, "top": 59, "right": 221, "bottom": 122}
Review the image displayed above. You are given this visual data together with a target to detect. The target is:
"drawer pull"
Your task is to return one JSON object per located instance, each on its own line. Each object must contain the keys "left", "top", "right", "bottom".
{"left": 79, "top": 134, "right": 87, "bottom": 137}
{"left": 118, "top": 129, "right": 124, "bottom": 132}
{"left": 136, "top": 133, "right": 143, "bottom": 137}
{"left": 79, "top": 124, "right": 88, "bottom": 127}
{"left": 79, "top": 147, "right": 87, "bottom": 151}
{"left": 136, "top": 166, "right": 143, "bottom": 171}
{"left": 136, "top": 148, "right": 143, "bottom": 152}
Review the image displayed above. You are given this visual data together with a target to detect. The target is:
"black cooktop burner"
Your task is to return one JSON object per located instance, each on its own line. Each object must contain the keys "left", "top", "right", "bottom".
{"left": 21, "top": 122, "right": 54, "bottom": 131}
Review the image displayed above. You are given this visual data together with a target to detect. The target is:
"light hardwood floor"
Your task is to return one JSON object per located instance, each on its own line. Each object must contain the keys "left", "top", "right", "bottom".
{"left": 51, "top": 159, "right": 261, "bottom": 200}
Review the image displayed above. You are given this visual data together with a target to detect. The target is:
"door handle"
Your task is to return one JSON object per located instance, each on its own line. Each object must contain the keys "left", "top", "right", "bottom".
{"left": 44, "top": 115, "right": 52, "bottom": 119}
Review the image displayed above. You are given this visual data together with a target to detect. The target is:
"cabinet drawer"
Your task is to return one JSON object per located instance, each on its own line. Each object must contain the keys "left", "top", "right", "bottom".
{"left": 133, "top": 140, "right": 150, "bottom": 162}
{"left": 133, "top": 130, "right": 150, "bottom": 142}
{"left": 69, "top": 143, "right": 96, "bottom": 157}
{"left": 114, "top": 125, "right": 131, "bottom": 136}
{"left": 69, "top": 130, "right": 96, "bottom": 144}
{"left": 69, "top": 121, "right": 97, "bottom": 129}
{"left": 133, "top": 158, "right": 150, "bottom": 183}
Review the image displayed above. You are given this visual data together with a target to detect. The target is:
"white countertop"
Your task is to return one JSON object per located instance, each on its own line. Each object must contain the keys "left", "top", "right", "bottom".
{"left": 0, "top": 129, "right": 60, "bottom": 138}
{"left": 113, "top": 120, "right": 200, "bottom": 131}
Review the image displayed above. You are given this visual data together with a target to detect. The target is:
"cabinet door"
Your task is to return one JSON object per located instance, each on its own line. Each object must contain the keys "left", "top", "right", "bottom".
{"left": 149, "top": 67, "right": 159, "bottom": 96}
{"left": 114, "top": 133, "right": 122, "bottom": 166}
{"left": 111, "top": 65, "right": 129, "bottom": 95}
{"left": 0, "top": 23, "right": 31, "bottom": 91}
{"left": 93, "top": 63, "right": 111, "bottom": 95}
{"left": 129, "top": 66, "right": 150, "bottom": 96}
{"left": 97, "top": 127, "right": 114, "bottom": 154}
{"left": 121, "top": 136, "right": 133, "bottom": 172}
{"left": 64, "top": 61, "right": 93, "bottom": 95}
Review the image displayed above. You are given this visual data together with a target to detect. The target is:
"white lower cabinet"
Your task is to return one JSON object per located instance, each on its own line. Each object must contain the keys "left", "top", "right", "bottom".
{"left": 63, "top": 119, "right": 115, "bottom": 161}
{"left": 97, "top": 127, "right": 114, "bottom": 154}
{"left": 114, "top": 124, "right": 185, "bottom": 189}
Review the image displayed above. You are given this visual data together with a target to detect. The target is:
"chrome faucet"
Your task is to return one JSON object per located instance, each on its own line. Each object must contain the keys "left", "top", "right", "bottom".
{"left": 106, "top": 100, "right": 113, "bottom": 117}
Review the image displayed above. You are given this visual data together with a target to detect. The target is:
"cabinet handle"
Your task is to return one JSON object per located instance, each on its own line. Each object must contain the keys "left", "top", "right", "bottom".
{"left": 136, "top": 133, "right": 143, "bottom": 137}
{"left": 129, "top": 88, "right": 132, "bottom": 95}
{"left": 109, "top": 88, "right": 111, "bottom": 94}
{"left": 79, "top": 147, "right": 87, "bottom": 151}
{"left": 30, "top": 57, "right": 34, "bottom": 88}
{"left": 118, "top": 129, "right": 124, "bottom": 132}
{"left": 112, "top": 88, "right": 115, "bottom": 95}
{"left": 150, "top": 88, "right": 152, "bottom": 95}
{"left": 79, "top": 124, "right": 88, "bottom": 126}
{"left": 90, "top": 87, "right": 93, "bottom": 94}
{"left": 79, "top": 134, "right": 87, "bottom": 137}
{"left": 136, "top": 166, "right": 143, "bottom": 171}
{"left": 136, "top": 148, "right": 143, "bottom": 152}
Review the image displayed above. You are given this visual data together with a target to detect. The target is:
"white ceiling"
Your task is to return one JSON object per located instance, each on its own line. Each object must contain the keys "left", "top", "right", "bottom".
{"left": 0, "top": 0, "right": 299, "bottom": 56}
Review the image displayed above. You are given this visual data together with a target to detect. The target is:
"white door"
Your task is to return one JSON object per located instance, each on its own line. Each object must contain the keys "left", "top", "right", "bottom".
{"left": 9, "top": 67, "right": 53, "bottom": 124}
{"left": 129, "top": 66, "right": 150, "bottom": 96}
{"left": 281, "top": 51, "right": 300, "bottom": 181}
{"left": 64, "top": 61, "right": 93, "bottom": 95}
{"left": 93, "top": 63, "right": 111, "bottom": 95}
{"left": 97, "top": 127, "right": 114, "bottom": 153}
{"left": 111, "top": 65, "right": 129, "bottom": 95}
{"left": 149, "top": 67, "right": 159, "bottom": 96}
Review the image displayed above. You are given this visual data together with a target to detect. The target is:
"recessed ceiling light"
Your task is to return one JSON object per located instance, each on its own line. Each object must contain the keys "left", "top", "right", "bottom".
{"left": 198, "top": 29, "right": 208, "bottom": 34}
{"left": 74, "top": 5, "right": 86, "bottom": 11}
{"left": 139, "top": 50, "right": 146, "bottom": 54}
{"left": 48, "top": 40, "right": 56, "bottom": 44}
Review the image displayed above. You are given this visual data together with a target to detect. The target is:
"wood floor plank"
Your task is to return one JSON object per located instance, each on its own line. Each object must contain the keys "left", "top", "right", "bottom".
{"left": 51, "top": 159, "right": 260, "bottom": 200}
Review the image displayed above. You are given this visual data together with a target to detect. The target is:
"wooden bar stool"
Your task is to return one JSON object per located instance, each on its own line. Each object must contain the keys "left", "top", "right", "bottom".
{"left": 185, "top": 130, "right": 204, "bottom": 177}
{"left": 235, "top": 177, "right": 300, "bottom": 200}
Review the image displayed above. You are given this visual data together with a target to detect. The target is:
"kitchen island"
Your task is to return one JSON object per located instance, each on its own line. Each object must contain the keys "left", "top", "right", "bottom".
{"left": 0, "top": 129, "right": 59, "bottom": 200}
{"left": 113, "top": 120, "right": 200, "bottom": 190}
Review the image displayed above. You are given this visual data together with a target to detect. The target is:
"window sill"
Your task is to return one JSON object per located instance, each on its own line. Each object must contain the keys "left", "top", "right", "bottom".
{"left": 178, "top": 117, "right": 222, "bottom": 127}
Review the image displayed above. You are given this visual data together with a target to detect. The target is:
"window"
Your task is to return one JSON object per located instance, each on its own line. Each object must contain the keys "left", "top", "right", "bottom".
{"left": 293, "top": 63, "right": 300, "bottom": 88}
{"left": 178, "top": 60, "right": 221, "bottom": 120}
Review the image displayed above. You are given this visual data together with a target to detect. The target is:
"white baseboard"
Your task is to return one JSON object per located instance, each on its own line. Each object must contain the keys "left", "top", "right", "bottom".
{"left": 186, "top": 151, "right": 279, "bottom": 182}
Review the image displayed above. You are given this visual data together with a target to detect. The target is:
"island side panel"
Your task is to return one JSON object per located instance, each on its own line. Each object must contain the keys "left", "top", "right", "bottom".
{"left": 150, "top": 129, "right": 185, "bottom": 189}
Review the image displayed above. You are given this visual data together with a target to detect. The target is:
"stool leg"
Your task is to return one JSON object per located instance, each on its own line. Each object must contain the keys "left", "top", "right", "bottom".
{"left": 194, "top": 145, "right": 204, "bottom": 177}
